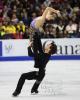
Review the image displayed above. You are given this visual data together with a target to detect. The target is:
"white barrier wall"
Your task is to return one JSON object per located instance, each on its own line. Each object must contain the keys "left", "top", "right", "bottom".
{"left": 2, "top": 40, "right": 29, "bottom": 57}
{"left": 0, "top": 38, "right": 80, "bottom": 57}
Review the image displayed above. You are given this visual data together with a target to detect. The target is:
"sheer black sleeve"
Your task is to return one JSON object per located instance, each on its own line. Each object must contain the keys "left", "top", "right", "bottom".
{"left": 28, "top": 46, "right": 34, "bottom": 57}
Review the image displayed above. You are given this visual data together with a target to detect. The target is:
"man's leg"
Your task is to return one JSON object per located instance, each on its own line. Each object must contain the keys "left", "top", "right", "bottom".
{"left": 12, "top": 71, "right": 38, "bottom": 96}
{"left": 31, "top": 70, "right": 45, "bottom": 94}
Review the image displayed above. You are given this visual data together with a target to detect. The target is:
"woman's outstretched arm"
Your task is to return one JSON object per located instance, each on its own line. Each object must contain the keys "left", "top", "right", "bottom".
{"left": 42, "top": 7, "right": 60, "bottom": 18}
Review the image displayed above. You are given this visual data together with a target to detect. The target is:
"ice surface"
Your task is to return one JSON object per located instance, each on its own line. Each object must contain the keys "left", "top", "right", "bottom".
{"left": 0, "top": 60, "right": 80, "bottom": 100}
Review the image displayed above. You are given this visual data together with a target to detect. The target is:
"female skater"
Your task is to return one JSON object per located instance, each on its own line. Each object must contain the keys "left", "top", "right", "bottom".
{"left": 30, "top": 6, "right": 60, "bottom": 32}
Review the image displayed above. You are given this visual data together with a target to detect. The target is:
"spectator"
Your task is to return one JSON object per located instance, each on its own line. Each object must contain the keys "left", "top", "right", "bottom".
{"left": 56, "top": 20, "right": 65, "bottom": 38}
{"left": 14, "top": 28, "right": 23, "bottom": 39}
{"left": 65, "top": 20, "right": 78, "bottom": 38}
{"left": 0, "top": 8, "right": 3, "bottom": 21}
{"left": 1, "top": 17, "right": 9, "bottom": 34}
{"left": 44, "top": 24, "right": 56, "bottom": 38}
{"left": 3, "top": 5, "right": 9, "bottom": 18}
{"left": 17, "top": 21, "right": 26, "bottom": 34}
{"left": 0, "top": 0, "right": 4, "bottom": 10}
{"left": 11, "top": 13, "right": 19, "bottom": 24}
{"left": 0, "top": 0, "right": 80, "bottom": 39}
{"left": 39, "top": 4, "right": 46, "bottom": 16}
{"left": 1, "top": 17, "right": 16, "bottom": 39}
{"left": 7, "top": 21, "right": 16, "bottom": 34}
{"left": 21, "top": 12, "right": 29, "bottom": 26}
{"left": 0, "top": 21, "right": 5, "bottom": 39}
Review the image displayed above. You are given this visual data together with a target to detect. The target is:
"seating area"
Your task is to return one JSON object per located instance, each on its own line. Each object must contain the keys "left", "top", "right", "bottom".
{"left": 0, "top": 0, "right": 80, "bottom": 39}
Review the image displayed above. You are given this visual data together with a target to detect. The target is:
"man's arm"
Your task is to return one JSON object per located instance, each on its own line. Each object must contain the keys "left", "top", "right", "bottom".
{"left": 28, "top": 41, "right": 34, "bottom": 57}
{"left": 28, "top": 47, "right": 34, "bottom": 57}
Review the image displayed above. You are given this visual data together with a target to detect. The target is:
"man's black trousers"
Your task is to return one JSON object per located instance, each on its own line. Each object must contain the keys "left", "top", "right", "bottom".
{"left": 15, "top": 70, "right": 45, "bottom": 93}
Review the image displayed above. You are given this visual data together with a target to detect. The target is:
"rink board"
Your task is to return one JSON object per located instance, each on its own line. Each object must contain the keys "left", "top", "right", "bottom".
{"left": 0, "top": 39, "right": 80, "bottom": 61}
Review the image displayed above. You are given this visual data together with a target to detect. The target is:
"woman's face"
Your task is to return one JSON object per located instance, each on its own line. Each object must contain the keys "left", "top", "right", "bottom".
{"left": 46, "top": 12, "right": 56, "bottom": 20}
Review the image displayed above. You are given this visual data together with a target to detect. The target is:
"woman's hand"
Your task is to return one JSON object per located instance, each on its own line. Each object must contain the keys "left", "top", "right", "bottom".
{"left": 56, "top": 10, "right": 61, "bottom": 17}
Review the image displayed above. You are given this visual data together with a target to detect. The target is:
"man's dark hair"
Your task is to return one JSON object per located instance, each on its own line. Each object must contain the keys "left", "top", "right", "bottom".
{"left": 43, "top": 41, "right": 57, "bottom": 54}
{"left": 50, "top": 42, "right": 57, "bottom": 54}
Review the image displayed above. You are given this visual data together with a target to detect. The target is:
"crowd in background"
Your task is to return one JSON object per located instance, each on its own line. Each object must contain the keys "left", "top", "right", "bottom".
{"left": 0, "top": 0, "right": 80, "bottom": 39}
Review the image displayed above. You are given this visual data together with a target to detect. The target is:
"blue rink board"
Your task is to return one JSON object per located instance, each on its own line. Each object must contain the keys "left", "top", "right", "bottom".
{"left": 0, "top": 41, "right": 2, "bottom": 56}
{"left": 0, "top": 55, "right": 80, "bottom": 61}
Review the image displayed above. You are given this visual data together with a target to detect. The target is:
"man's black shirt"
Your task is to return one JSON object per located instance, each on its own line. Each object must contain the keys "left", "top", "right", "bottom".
{"left": 28, "top": 47, "right": 50, "bottom": 70}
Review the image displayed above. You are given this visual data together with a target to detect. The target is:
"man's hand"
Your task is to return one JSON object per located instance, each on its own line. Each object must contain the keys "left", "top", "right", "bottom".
{"left": 29, "top": 41, "right": 33, "bottom": 47}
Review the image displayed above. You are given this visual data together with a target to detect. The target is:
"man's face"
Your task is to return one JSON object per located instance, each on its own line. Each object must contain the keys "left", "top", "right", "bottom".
{"left": 44, "top": 43, "right": 53, "bottom": 54}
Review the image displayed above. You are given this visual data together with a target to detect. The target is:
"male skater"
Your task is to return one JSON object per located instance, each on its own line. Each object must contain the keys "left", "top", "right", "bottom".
{"left": 12, "top": 33, "right": 57, "bottom": 96}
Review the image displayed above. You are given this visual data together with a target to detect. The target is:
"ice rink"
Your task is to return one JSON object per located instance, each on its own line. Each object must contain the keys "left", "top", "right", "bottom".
{"left": 0, "top": 60, "right": 80, "bottom": 100}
